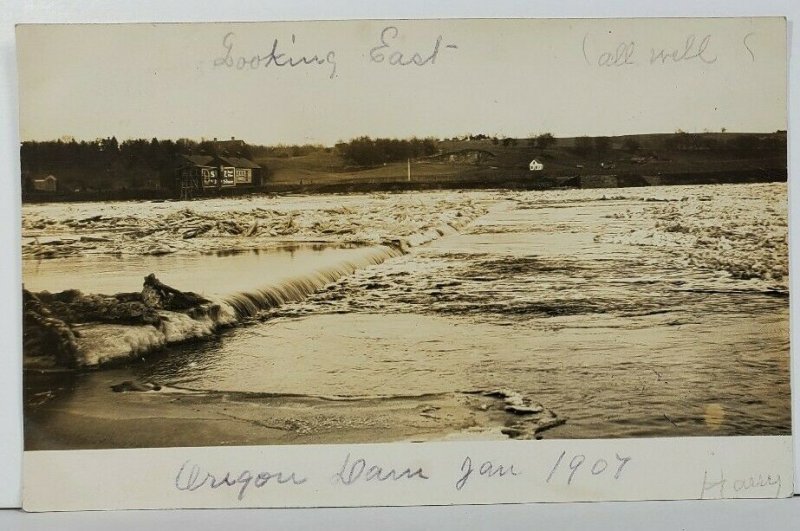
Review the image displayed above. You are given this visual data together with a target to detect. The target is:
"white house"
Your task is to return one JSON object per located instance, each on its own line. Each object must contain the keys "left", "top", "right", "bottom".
{"left": 529, "top": 159, "right": 544, "bottom": 171}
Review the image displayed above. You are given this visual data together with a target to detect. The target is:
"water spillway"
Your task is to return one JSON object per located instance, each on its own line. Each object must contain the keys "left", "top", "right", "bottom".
{"left": 220, "top": 245, "right": 403, "bottom": 319}
{"left": 25, "top": 243, "right": 405, "bottom": 368}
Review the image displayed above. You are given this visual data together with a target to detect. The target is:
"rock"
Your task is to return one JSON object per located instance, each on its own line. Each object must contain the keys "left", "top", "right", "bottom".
{"left": 504, "top": 404, "right": 544, "bottom": 415}
{"left": 35, "top": 289, "right": 161, "bottom": 326}
{"left": 141, "top": 273, "right": 210, "bottom": 311}
{"left": 22, "top": 289, "right": 80, "bottom": 368}
{"left": 110, "top": 380, "right": 162, "bottom": 393}
{"left": 500, "top": 427, "right": 525, "bottom": 439}
{"left": 146, "top": 244, "right": 174, "bottom": 255}
{"left": 533, "top": 417, "right": 567, "bottom": 435}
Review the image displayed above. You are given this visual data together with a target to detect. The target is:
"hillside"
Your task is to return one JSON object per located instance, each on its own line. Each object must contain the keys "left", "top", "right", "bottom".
{"left": 21, "top": 131, "right": 787, "bottom": 201}
{"left": 254, "top": 132, "right": 786, "bottom": 193}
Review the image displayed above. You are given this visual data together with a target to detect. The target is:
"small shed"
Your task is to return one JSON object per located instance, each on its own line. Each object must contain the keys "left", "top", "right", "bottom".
{"left": 529, "top": 159, "right": 544, "bottom": 171}
{"left": 32, "top": 175, "right": 57, "bottom": 192}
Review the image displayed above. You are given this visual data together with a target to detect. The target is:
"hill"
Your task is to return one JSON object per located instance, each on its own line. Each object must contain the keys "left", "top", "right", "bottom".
{"left": 253, "top": 132, "right": 786, "bottom": 193}
{"left": 21, "top": 131, "right": 787, "bottom": 201}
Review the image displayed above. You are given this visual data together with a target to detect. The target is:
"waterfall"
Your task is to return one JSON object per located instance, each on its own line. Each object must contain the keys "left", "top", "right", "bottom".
{"left": 220, "top": 245, "right": 403, "bottom": 319}
{"left": 72, "top": 244, "right": 404, "bottom": 367}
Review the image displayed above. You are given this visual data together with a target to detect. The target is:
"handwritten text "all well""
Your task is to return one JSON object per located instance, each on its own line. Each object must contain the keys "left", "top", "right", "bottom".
{"left": 581, "top": 33, "right": 760, "bottom": 68}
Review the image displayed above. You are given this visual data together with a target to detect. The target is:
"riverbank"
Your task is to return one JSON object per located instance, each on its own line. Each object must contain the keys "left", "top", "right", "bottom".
{"left": 22, "top": 168, "right": 787, "bottom": 203}
{"left": 24, "top": 369, "right": 564, "bottom": 449}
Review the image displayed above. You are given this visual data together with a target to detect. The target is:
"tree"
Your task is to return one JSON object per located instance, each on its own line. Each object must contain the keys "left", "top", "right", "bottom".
{"left": 535, "top": 133, "right": 556, "bottom": 149}
{"left": 338, "top": 136, "right": 438, "bottom": 166}
{"left": 100, "top": 136, "right": 119, "bottom": 154}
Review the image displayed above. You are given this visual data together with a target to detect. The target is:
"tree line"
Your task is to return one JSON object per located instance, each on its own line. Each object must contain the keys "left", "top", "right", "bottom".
{"left": 571, "top": 132, "right": 787, "bottom": 157}
{"left": 20, "top": 137, "right": 259, "bottom": 192}
{"left": 335, "top": 137, "right": 438, "bottom": 166}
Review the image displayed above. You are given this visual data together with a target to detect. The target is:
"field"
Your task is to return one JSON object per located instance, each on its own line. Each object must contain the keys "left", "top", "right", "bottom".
{"left": 254, "top": 133, "right": 787, "bottom": 192}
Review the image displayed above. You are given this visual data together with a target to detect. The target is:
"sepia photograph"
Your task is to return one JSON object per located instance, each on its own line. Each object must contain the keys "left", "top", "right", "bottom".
{"left": 18, "top": 17, "right": 790, "bottom": 455}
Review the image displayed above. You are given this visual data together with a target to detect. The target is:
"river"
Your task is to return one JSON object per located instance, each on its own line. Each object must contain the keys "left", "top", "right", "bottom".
{"left": 23, "top": 183, "right": 790, "bottom": 445}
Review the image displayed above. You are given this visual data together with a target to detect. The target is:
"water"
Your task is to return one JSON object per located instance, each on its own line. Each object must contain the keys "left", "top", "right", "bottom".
{"left": 22, "top": 243, "right": 382, "bottom": 297}
{"left": 23, "top": 183, "right": 791, "bottom": 440}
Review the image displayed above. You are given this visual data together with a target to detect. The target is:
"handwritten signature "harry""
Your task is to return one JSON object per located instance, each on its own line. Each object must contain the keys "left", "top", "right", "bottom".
{"left": 700, "top": 469, "right": 782, "bottom": 499}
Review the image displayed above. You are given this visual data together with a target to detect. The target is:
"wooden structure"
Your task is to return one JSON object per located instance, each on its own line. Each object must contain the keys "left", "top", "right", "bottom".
{"left": 176, "top": 155, "right": 262, "bottom": 199}
{"left": 32, "top": 175, "right": 58, "bottom": 192}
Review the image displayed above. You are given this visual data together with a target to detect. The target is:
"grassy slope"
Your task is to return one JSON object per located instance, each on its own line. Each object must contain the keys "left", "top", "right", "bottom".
{"left": 255, "top": 133, "right": 786, "bottom": 188}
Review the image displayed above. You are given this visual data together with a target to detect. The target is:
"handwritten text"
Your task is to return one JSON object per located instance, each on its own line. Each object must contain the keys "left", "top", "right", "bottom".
{"left": 175, "top": 460, "right": 307, "bottom": 501}
{"left": 213, "top": 32, "right": 338, "bottom": 79}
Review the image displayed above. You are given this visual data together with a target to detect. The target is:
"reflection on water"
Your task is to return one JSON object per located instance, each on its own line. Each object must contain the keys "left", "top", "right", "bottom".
{"left": 704, "top": 404, "right": 725, "bottom": 431}
{"left": 24, "top": 184, "right": 791, "bottom": 440}
{"left": 23, "top": 242, "right": 372, "bottom": 296}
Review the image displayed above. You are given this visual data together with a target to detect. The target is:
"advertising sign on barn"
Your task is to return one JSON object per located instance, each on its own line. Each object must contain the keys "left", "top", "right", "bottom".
{"left": 221, "top": 167, "right": 236, "bottom": 187}
{"left": 234, "top": 168, "right": 252, "bottom": 184}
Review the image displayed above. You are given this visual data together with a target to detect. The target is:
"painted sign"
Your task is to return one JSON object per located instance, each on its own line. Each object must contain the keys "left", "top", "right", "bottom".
{"left": 202, "top": 168, "right": 218, "bottom": 188}
{"left": 221, "top": 167, "right": 236, "bottom": 187}
{"left": 234, "top": 168, "right": 252, "bottom": 184}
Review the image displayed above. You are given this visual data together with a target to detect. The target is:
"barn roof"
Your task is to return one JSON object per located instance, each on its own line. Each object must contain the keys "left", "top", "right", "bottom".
{"left": 217, "top": 156, "right": 261, "bottom": 169}
{"left": 177, "top": 154, "right": 260, "bottom": 169}
{"left": 179, "top": 154, "right": 215, "bottom": 167}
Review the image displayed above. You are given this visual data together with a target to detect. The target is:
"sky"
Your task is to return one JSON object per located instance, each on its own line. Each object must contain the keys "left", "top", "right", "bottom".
{"left": 16, "top": 17, "right": 787, "bottom": 145}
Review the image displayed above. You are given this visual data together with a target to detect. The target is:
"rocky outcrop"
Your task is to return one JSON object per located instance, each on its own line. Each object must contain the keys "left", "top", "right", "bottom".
{"left": 141, "top": 273, "right": 210, "bottom": 311}
{"left": 23, "top": 290, "right": 80, "bottom": 368}
{"left": 23, "top": 274, "right": 217, "bottom": 369}
{"left": 33, "top": 289, "right": 161, "bottom": 326}
{"left": 110, "top": 380, "right": 162, "bottom": 392}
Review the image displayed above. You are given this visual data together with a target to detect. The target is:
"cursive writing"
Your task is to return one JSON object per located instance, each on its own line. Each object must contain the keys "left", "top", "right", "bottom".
{"left": 175, "top": 460, "right": 307, "bottom": 501}
{"left": 743, "top": 32, "right": 756, "bottom": 62}
{"left": 650, "top": 34, "right": 717, "bottom": 65}
{"left": 331, "top": 452, "right": 429, "bottom": 486}
{"left": 700, "top": 469, "right": 782, "bottom": 499}
{"left": 584, "top": 34, "right": 636, "bottom": 67}
{"left": 583, "top": 33, "right": 722, "bottom": 68}
{"left": 455, "top": 456, "right": 520, "bottom": 491}
{"left": 213, "top": 32, "right": 337, "bottom": 79}
{"left": 370, "top": 26, "right": 458, "bottom": 66}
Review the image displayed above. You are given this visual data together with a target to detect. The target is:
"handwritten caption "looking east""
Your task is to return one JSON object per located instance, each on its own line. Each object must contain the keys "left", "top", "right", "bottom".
{"left": 212, "top": 26, "right": 458, "bottom": 79}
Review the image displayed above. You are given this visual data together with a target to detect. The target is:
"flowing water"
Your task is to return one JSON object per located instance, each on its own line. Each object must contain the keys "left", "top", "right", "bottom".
{"left": 23, "top": 183, "right": 791, "bottom": 440}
